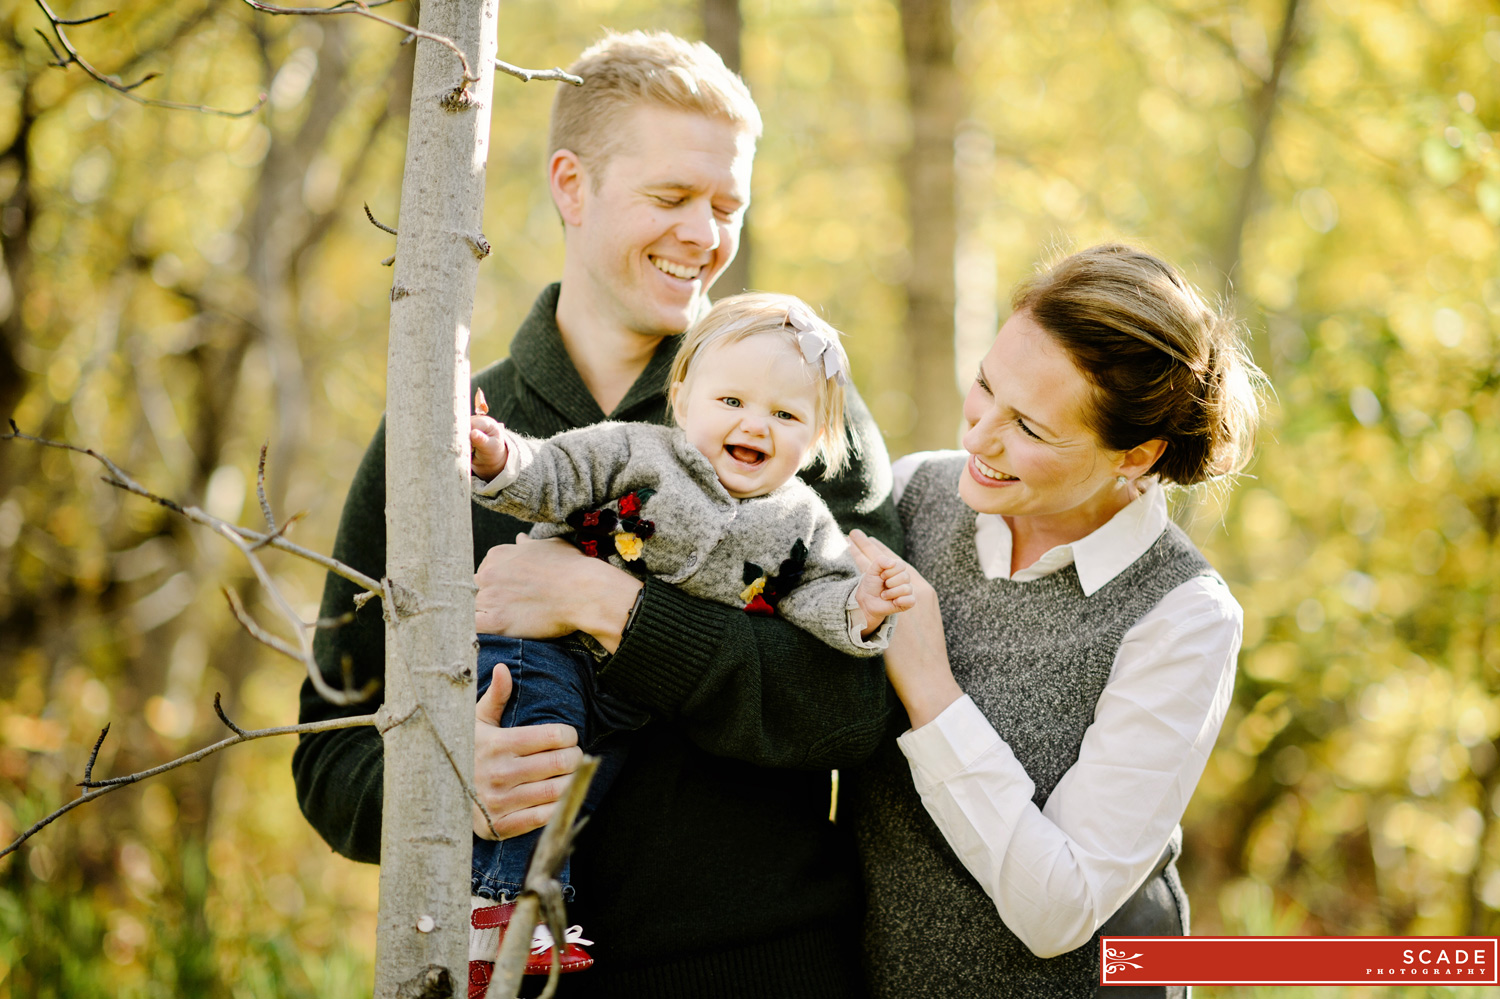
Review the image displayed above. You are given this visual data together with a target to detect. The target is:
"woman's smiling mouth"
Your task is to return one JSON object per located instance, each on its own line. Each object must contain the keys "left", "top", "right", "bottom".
{"left": 970, "top": 455, "right": 1019, "bottom": 483}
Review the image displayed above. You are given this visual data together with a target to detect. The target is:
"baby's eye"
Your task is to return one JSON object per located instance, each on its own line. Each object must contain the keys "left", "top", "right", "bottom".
{"left": 775, "top": 410, "right": 798, "bottom": 421}
{"left": 721, "top": 397, "right": 742, "bottom": 408}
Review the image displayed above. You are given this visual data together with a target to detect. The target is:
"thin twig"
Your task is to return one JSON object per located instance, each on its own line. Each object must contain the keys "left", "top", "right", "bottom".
{"left": 33, "top": 0, "right": 265, "bottom": 117}
{"left": 222, "top": 587, "right": 304, "bottom": 662}
{"left": 493, "top": 58, "right": 582, "bottom": 87}
{"left": 213, "top": 692, "right": 249, "bottom": 737}
{"left": 256, "top": 442, "right": 276, "bottom": 531}
{"left": 1, "top": 712, "right": 385, "bottom": 862}
{"left": 83, "top": 724, "right": 110, "bottom": 785}
{"left": 363, "top": 202, "right": 398, "bottom": 235}
{"left": 409, "top": 703, "right": 500, "bottom": 841}
{"left": 236, "top": 0, "right": 477, "bottom": 84}
{"left": 487, "top": 758, "right": 601, "bottom": 999}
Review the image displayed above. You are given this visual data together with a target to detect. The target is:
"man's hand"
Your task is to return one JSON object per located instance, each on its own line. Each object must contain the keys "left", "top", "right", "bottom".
{"left": 472, "top": 661, "right": 583, "bottom": 840}
{"left": 475, "top": 535, "right": 642, "bottom": 653}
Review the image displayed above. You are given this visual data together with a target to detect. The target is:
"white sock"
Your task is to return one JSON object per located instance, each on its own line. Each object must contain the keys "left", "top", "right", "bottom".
{"left": 470, "top": 895, "right": 505, "bottom": 962}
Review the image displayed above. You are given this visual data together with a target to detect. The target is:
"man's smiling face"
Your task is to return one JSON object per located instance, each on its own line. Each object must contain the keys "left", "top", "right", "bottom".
{"left": 568, "top": 105, "right": 754, "bottom": 339}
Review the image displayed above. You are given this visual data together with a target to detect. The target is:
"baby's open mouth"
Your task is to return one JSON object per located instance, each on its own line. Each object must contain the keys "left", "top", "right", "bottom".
{"left": 727, "top": 444, "right": 766, "bottom": 465}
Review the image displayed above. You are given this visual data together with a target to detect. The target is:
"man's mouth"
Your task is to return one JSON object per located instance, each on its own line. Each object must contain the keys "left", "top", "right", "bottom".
{"left": 651, "top": 256, "right": 702, "bottom": 281}
{"left": 727, "top": 444, "right": 767, "bottom": 466}
{"left": 972, "top": 456, "right": 1018, "bottom": 481}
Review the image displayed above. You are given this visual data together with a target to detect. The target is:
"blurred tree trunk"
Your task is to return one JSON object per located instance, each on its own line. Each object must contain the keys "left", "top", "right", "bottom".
{"left": 898, "top": 0, "right": 960, "bottom": 452}
{"left": 702, "top": 0, "right": 752, "bottom": 297}
{"left": 1213, "top": 0, "right": 1302, "bottom": 301}
{"left": 374, "top": 0, "right": 496, "bottom": 991}
{"left": 0, "top": 26, "right": 33, "bottom": 438}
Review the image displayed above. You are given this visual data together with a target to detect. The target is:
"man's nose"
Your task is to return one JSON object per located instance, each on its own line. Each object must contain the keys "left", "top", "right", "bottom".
{"left": 677, "top": 200, "right": 721, "bottom": 251}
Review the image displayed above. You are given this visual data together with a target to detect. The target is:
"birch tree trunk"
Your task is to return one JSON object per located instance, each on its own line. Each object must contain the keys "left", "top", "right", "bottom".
{"left": 376, "top": 0, "right": 497, "bottom": 992}
{"left": 899, "top": 0, "right": 961, "bottom": 452}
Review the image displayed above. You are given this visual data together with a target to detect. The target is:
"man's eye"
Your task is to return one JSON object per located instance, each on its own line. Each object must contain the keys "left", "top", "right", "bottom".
{"left": 975, "top": 373, "right": 991, "bottom": 395}
{"left": 656, "top": 196, "right": 686, "bottom": 208}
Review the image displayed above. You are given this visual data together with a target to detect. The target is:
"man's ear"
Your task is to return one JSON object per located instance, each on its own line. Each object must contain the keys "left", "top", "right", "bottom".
{"left": 1118, "top": 438, "right": 1168, "bottom": 479}
{"left": 549, "top": 149, "right": 587, "bottom": 227}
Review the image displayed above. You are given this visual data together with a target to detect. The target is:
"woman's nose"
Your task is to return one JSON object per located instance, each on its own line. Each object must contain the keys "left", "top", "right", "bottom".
{"left": 961, "top": 414, "right": 999, "bottom": 455}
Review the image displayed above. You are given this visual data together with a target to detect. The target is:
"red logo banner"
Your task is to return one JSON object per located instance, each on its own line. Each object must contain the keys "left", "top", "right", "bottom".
{"left": 1099, "top": 936, "right": 1500, "bottom": 986}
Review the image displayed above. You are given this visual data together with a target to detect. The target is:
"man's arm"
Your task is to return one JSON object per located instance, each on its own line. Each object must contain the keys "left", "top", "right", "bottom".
{"left": 478, "top": 385, "right": 902, "bottom": 770}
{"left": 606, "top": 387, "right": 900, "bottom": 768}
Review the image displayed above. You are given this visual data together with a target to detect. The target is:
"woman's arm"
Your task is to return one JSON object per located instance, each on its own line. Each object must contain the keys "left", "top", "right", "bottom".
{"left": 894, "top": 575, "right": 1240, "bottom": 958}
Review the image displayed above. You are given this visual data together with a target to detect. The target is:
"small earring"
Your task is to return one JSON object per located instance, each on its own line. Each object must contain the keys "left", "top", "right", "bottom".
{"left": 1116, "top": 475, "right": 1128, "bottom": 487}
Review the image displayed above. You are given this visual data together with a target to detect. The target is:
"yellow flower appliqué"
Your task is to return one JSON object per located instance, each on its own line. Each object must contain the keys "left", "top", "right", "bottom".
{"left": 739, "top": 574, "right": 767, "bottom": 604}
{"left": 614, "top": 532, "right": 644, "bottom": 561}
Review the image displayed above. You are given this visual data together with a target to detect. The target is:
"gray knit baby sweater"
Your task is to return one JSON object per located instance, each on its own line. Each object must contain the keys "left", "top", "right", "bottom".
{"left": 852, "top": 454, "right": 1213, "bottom": 997}
{"left": 470, "top": 421, "right": 886, "bottom": 656}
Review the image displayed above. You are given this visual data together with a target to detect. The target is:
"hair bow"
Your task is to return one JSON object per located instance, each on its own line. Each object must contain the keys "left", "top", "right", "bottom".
{"left": 783, "top": 303, "right": 848, "bottom": 385}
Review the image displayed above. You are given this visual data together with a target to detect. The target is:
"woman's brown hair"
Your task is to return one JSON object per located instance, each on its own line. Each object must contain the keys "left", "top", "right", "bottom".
{"left": 1012, "top": 244, "right": 1265, "bottom": 486}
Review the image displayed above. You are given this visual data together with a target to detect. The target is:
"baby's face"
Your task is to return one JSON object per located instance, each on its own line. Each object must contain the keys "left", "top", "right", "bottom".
{"left": 671, "top": 335, "right": 824, "bottom": 499}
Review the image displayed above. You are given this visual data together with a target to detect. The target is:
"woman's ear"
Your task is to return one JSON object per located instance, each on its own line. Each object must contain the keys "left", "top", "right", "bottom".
{"left": 1118, "top": 438, "right": 1167, "bottom": 479}
{"left": 549, "top": 149, "right": 587, "bottom": 228}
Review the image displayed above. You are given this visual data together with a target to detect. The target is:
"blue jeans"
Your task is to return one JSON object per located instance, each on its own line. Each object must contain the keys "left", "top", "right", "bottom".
{"left": 471, "top": 636, "right": 645, "bottom": 901}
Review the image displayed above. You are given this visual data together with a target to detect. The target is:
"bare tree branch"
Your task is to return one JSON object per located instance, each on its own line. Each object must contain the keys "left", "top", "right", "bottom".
{"left": 493, "top": 58, "right": 582, "bottom": 86}
{"left": 3, "top": 423, "right": 383, "bottom": 704}
{"left": 213, "top": 691, "right": 249, "bottom": 737}
{"left": 0, "top": 710, "right": 386, "bottom": 862}
{"left": 236, "top": 0, "right": 479, "bottom": 85}
{"left": 487, "top": 757, "right": 601, "bottom": 999}
{"left": 33, "top": 0, "right": 265, "bottom": 117}
{"left": 3, "top": 422, "right": 382, "bottom": 593}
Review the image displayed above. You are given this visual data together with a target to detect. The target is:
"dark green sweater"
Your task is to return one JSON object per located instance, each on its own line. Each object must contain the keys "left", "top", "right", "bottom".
{"left": 293, "top": 284, "right": 902, "bottom": 997}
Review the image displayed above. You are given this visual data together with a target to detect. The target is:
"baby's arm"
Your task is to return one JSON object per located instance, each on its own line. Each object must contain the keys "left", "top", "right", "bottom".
{"left": 849, "top": 531, "right": 916, "bottom": 636}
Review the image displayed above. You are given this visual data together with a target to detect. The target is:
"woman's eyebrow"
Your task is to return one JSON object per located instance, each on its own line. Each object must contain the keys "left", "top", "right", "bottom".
{"left": 979, "top": 360, "right": 1059, "bottom": 438}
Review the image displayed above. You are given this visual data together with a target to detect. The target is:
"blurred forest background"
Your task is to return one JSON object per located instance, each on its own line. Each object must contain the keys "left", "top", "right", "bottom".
{"left": 0, "top": 0, "right": 1496, "bottom": 994}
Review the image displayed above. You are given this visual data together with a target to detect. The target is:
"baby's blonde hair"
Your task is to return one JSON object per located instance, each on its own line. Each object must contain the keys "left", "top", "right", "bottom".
{"left": 668, "top": 293, "right": 851, "bottom": 477}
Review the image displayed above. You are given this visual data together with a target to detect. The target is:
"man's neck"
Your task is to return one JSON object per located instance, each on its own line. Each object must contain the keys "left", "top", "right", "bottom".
{"left": 554, "top": 290, "right": 664, "bottom": 417}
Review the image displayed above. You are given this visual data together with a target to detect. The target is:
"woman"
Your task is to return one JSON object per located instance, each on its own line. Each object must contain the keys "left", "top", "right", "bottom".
{"left": 849, "top": 244, "right": 1263, "bottom": 998}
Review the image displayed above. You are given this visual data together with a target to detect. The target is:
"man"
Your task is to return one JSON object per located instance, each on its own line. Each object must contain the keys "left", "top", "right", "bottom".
{"left": 293, "top": 31, "right": 901, "bottom": 998}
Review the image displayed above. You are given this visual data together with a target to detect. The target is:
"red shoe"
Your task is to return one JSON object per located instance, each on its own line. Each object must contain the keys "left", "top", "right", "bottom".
{"left": 468, "top": 901, "right": 594, "bottom": 997}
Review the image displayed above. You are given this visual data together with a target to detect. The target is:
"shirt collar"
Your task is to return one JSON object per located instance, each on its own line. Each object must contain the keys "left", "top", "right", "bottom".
{"left": 508, "top": 283, "right": 679, "bottom": 426}
{"left": 972, "top": 479, "right": 1170, "bottom": 595}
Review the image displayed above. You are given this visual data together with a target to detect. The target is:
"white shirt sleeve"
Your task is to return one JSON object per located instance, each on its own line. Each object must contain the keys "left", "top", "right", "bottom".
{"left": 895, "top": 574, "right": 1241, "bottom": 958}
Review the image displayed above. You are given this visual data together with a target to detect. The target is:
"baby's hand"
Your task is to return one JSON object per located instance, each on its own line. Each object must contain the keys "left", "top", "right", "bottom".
{"left": 850, "top": 534, "right": 917, "bottom": 637}
{"left": 470, "top": 388, "right": 509, "bottom": 480}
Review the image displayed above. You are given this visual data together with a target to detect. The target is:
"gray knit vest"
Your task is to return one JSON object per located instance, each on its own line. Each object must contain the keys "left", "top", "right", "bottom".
{"left": 853, "top": 455, "right": 1215, "bottom": 998}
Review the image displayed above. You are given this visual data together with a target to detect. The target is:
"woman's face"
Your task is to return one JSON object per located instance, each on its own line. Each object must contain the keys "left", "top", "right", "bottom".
{"left": 958, "top": 310, "right": 1147, "bottom": 534}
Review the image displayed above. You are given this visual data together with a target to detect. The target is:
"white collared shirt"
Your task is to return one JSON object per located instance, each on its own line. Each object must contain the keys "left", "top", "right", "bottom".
{"left": 889, "top": 452, "right": 1241, "bottom": 958}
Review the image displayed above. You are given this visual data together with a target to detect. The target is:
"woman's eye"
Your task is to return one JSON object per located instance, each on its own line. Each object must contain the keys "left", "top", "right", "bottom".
{"left": 1017, "top": 418, "right": 1043, "bottom": 441}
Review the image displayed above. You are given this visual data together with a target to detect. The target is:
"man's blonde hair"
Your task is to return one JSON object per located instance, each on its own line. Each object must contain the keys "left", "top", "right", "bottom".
{"left": 668, "top": 293, "right": 851, "bottom": 477}
{"left": 550, "top": 31, "right": 763, "bottom": 182}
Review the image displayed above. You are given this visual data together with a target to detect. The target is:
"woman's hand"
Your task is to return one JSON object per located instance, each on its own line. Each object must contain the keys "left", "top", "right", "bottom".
{"left": 475, "top": 535, "right": 643, "bottom": 653}
{"left": 849, "top": 530, "right": 964, "bottom": 729}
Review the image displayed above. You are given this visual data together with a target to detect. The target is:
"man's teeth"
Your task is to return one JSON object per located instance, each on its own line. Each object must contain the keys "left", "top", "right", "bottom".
{"left": 975, "top": 459, "right": 1017, "bottom": 481}
{"left": 652, "top": 257, "right": 700, "bottom": 280}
